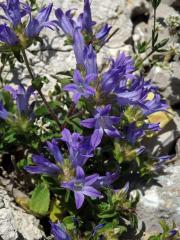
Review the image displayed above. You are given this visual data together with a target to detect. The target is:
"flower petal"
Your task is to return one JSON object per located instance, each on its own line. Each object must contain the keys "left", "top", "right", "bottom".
{"left": 76, "top": 166, "right": 85, "bottom": 179}
{"left": 82, "top": 186, "right": 101, "bottom": 198}
{"left": 74, "top": 191, "right": 84, "bottom": 209}
{"left": 81, "top": 118, "right": 96, "bottom": 128}
{"left": 90, "top": 128, "right": 103, "bottom": 149}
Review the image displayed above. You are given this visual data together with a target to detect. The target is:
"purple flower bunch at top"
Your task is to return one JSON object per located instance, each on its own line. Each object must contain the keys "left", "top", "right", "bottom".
{"left": 0, "top": 0, "right": 55, "bottom": 46}
{"left": 4, "top": 84, "right": 35, "bottom": 119}
{"left": 55, "top": 0, "right": 111, "bottom": 43}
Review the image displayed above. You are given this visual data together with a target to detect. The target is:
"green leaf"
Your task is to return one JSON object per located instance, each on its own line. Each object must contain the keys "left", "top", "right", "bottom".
{"left": 17, "top": 158, "right": 33, "bottom": 169}
{"left": 97, "top": 212, "right": 117, "bottom": 219}
{"left": 155, "top": 39, "right": 169, "bottom": 50}
{"left": 29, "top": 182, "right": 50, "bottom": 216}
{"left": 148, "top": 236, "right": 160, "bottom": 240}
{"left": 137, "top": 41, "right": 149, "bottom": 54}
{"left": 50, "top": 199, "right": 62, "bottom": 222}
{"left": 32, "top": 76, "right": 43, "bottom": 90}
{"left": 113, "top": 141, "right": 123, "bottom": 163}
{"left": 63, "top": 216, "right": 76, "bottom": 231}
{"left": 159, "top": 220, "right": 169, "bottom": 232}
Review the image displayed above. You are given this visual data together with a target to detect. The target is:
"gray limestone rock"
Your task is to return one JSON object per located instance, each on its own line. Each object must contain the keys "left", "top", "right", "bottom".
{"left": 161, "top": 0, "right": 180, "bottom": 8}
{"left": 137, "top": 138, "right": 180, "bottom": 238}
{"left": 0, "top": 187, "right": 44, "bottom": 240}
{"left": 148, "top": 62, "right": 180, "bottom": 106}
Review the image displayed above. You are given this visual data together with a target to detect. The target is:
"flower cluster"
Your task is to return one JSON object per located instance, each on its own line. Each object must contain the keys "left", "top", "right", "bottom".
{"left": 25, "top": 129, "right": 118, "bottom": 209}
{"left": 0, "top": 0, "right": 55, "bottom": 47}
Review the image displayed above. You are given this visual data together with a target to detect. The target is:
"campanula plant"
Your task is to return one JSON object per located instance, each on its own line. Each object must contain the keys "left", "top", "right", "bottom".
{"left": 0, "top": 0, "right": 177, "bottom": 239}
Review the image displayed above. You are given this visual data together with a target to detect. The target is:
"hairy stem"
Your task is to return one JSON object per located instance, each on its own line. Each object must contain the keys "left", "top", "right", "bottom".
{"left": 21, "top": 49, "right": 62, "bottom": 130}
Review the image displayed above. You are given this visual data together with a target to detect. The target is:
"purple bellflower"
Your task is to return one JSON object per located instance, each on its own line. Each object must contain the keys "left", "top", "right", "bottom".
{"left": 50, "top": 222, "right": 71, "bottom": 240}
{"left": 25, "top": 132, "right": 93, "bottom": 176}
{"left": 141, "top": 93, "right": 168, "bottom": 115}
{"left": 123, "top": 121, "right": 160, "bottom": 146}
{"left": 4, "top": 84, "right": 35, "bottom": 118}
{"left": 153, "top": 155, "right": 171, "bottom": 172}
{"left": 55, "top": 0, "right": 111, "bottom": 45}
{"left": 25, "top": 3, "right": 55, "bottom": 39}
{"left": 25, "top": 139, "right": 63, "bottom": 176}
{"left": 124, "top": 123, "right": 144, "bottom": 145}
{"left": 81, "top": 0, "right": 96, "bottom": 33}
{"left": 61, "top": 128, "right": 93, "bottom": 167}
{"left": 100, "top": 53, "right": 135, "bottom": 93}
{"left": 24, "top": 153, "right": 61, "bottom": 176}
{"left": 73, "top": 29, "right": 98, "bottom": 75}
{"left": 0, "top": 101, "right": 9, "bottom": 120}
{"left": 81, "top": 105, "right": 120, "bottom": 148}
{"left": 64, "top": 69, "right": 96, "bottom": 104}
{"left": 62, "top": 166, "right": 101, "bottom": 209}
{"left": 55, "top": 8, "right": 75, "bottom": 37}
{"left": 95, "top": 24, "right": 112, "bottom": 42}
{"left": 84, "top": 44, "right": 98, "bottom": 75}
{"left": 0, "top": 0, "right": 30, "bottom": 28}
{"left": 73, "top": 27, "right": 86, "bottom": 65}
{"left": 0, "top": 24, "right": 19, "bottom": 45}
{"left": 94, "top": 171, "right": 119, "bottom": 188}
{"left": 115, "top": 77, "right": 168, "bottom": 115}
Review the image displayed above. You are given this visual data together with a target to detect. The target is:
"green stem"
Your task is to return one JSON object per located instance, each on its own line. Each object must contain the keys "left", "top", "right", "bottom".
{"left": 135, "top": 49, "right": 155, "bottom": 70}
{"left": 152, "top": 7, "right": 157, "bottom": 50}
{"left": 61, "top": 102, "right": 76, "bottom": 130}
{"left": 21, "top": 49, "right": 62, "bottom": 130}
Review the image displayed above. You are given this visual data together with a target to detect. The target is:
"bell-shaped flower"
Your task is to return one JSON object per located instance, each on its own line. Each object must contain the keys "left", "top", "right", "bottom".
{"left": 95, "top": 23, "right": 112, "bottom": 43}
{"left": 0, "top": 24, "right": 19, "bottom": 45}
{"left": 62, "top": 166, "right": 101, "bottom": 209}
{"left": 84, "top": 44, "right": 98, "bottom": 75}
{"left": 81, "top": 105, "right": 120, "bottom": 148}
{"left": 0, "top": 0, "right": 30, "bottom": 28}
{"left": 61, "top": 128, "right": 93, "bottom": 166}
{"left": 50, "top": 222, "right": 71, "bottom": 240}
{"left": 55, "top": 8, "right": 75, "bottom": 37}
{"left": 24, "top": 153, "right": 62, "bottom": 176}
{"left": 0, "top": 101, "right": 9, "bottom": 120}
{"left": 124, "top": 123, "right": 144, "bottom": 144}
{"left": 4, "top": 84, "right": 35, "bottom": 119}
{"left": 25, "top": 3, "right": 55, "bottom": 38}
{"left": 94, "top": 171, "right": 119, "bottom": 188}
{"left": 101, "top": 52, "right": 135, "bottom": 93}
{"left": 64, "top": 69, "right": 96, "bottom": 104}
{"left": 25, "top": 139, "right": 63, "bottom": 176}
{"left": 81, "top": 0, "right": 96, "bottom": 33}
{"left": 73, "top": 27, "right": 86, "bottom": 65}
